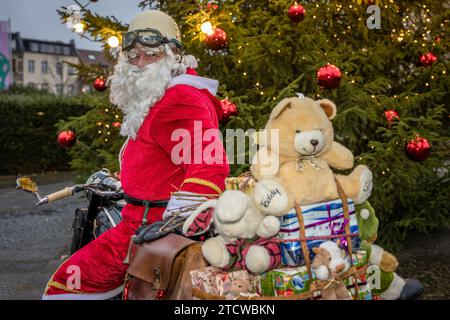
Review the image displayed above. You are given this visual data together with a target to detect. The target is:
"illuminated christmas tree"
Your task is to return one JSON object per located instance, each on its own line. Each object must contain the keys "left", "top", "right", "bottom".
{"left": 58, "top": 0, "right": 449, "bottom": 246}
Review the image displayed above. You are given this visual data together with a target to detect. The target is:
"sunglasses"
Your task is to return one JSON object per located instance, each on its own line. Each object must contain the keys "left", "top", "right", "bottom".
{"left": 121, "top": 28, "right": 183, "bottom": 52}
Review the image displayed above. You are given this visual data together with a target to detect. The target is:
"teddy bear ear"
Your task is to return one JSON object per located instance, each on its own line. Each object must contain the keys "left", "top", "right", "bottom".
{"left": 270, "top": 98, "right": 293, "bottom": 120}
{"left": 318, "top": 99, "right": 337, "bottom": 120}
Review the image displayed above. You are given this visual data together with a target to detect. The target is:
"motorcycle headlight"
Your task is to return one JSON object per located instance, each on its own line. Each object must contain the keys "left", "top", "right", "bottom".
{"left": 85, "top": 169, "right": 121, "bottom": 200}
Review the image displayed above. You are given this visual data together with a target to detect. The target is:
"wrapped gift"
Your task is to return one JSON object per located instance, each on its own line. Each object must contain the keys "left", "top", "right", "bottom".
{"left": 278, "top": 198, "right": 361, "bottom": 266}
{"left": 225, "top": 173, "right": 256, "bottom": 195}
{"left": 258, "top": 266, "right": 314, "bottom": 297}
{"left": 190, "top": 266, "right": 259, "bottom": 299}
{"left": 351, "top": 250, "right": 368, "bottom": 268}
{"left": 348, "top": 283, "right": 373, "bottom": 300}
{"left": 343, "top": 250, "right": 369, "bottom": 286}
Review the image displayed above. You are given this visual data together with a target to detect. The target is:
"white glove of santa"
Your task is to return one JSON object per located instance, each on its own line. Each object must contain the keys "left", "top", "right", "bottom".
{"left": 162, "top": 191, "right": 209, "bottom": 221}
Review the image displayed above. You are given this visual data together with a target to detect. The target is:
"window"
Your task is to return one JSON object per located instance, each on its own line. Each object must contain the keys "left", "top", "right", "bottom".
{"left": 55, "top": 46, "right": 62, "bottom": 55}
{"left": 56, "top": 84, "right": 64, "bottom": 96}
{"left": 40, "top": 44, "right": 49, "bottom": 53}
{"left": 30, "top": 42, "right": 39, "bottom": 52}
{"left": 41, "top": 83, "right": 48, "bottom": 91}
{"left": 28, "top": 82, "right": 35, "bottom": 88}
{"left": 68, "top": 66, "right": 76, "bottom": 76}
{"left": 56, "top": 63, "right": 63, "bottom": 76}
{"left": 28, "top": 60, "right": 35, "bottom": 73}
{"left": 41, "top": 61, "right": 48, "bottom": 74}
{"left": 48, "top": 45, "right": 55, "bottom": 54}
{"left": 68, "top": 84, "right": 75, "bottom": 95}
{"left": 63, "top": 47, "right": 71, "bottom": 56}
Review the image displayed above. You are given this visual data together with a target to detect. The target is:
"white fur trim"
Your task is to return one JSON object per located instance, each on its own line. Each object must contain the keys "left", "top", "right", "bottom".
{"left": 369, "top": 244, "right": 384, "bottom": 266}
{"left": 296, "top": 93, "right": 305, "bottom": 99}
{"left": 42, "top": 285, "right": 124, "bottom": 300}
{"left": 169, "top": 73, "right": 219, "bottom": 96}
{"left": 380, "top": 273, "right": 405, "bottom": 300}
{"left": 360, "top": 208, "right": 370, "bottom": 220}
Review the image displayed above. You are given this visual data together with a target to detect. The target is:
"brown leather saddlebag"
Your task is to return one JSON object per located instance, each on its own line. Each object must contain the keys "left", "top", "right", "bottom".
{"left": 124, "top": 233, "right": 207, "bottom": 300}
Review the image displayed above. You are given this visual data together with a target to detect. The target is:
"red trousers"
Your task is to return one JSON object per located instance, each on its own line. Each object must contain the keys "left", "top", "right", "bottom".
{"left": 43, "top": 217, "right": 141, "bottom": 298}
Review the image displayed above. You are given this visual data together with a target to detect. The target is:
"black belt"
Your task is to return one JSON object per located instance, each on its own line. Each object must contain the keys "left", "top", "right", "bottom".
{"left": 123, "top": 194, "right": 169, "bottom": 208}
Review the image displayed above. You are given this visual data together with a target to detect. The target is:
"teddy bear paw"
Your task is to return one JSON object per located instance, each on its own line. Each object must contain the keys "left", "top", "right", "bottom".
{"left": 201, "top": 237, "right": 231, "bottom": 268}
{"left": 380, "top": 251, "right": 399, "bottom": 273}
{"left": 355, "top": 167, "right": 373, "bottom": 204}
{"left": 245, "top": 245, "right": 271, "bottom": 274}
{"left": 252, "top": 179, "right": 291, "bottom": 216}
{"left": 256, "top": 215, "right": 281, "bottom": 238}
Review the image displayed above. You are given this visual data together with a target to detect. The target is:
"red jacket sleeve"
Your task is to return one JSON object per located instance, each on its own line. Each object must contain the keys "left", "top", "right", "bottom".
{"left": 150, "top": 85, "right": 230, "bottom": 195}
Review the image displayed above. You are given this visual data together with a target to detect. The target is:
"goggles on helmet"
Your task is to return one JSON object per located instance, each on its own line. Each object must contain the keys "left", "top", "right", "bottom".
{"left": 121, "top": 28, "right": 182, "bottom": 51}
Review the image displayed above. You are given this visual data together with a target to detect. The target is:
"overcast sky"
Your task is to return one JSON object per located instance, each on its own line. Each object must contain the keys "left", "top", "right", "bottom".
{"left": 0, "top": 0, "right": 144, "bottom": 51}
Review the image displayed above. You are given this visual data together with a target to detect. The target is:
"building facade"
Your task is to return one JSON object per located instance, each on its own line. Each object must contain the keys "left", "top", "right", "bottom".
{"left": 11, "top": 33, "right": 81, "bottom": 95}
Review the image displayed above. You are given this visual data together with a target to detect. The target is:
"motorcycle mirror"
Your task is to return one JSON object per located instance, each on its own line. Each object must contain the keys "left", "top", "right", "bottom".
{"left": 16, "top": 176, "right": 39, "bottom": 193}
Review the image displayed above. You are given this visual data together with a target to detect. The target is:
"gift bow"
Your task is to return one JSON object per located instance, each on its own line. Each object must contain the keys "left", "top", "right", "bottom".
{"left": 326, "top": 203, "right": 350, "bottom": 253}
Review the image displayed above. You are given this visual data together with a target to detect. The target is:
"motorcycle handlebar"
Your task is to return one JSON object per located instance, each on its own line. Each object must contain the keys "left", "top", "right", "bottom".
{"left": 36, "top": 184, "right": 123, "bottom": 206}
{"left": 47, "top": 187, "right": 73, "bottom": 203}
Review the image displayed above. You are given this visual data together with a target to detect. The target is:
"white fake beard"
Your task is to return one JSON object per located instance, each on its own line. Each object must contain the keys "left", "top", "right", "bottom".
{"left": 109, "top": 54, "right": 175, "bottom": 139}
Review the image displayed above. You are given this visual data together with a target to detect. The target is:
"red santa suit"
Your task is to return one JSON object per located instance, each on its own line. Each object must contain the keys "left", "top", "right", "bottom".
{"left": 43, "top": 69, "right": 230, "bottom": 299}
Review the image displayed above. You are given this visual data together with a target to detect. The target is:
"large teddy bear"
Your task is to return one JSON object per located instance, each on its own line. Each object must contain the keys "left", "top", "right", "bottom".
{"left": 182, "top": 190, "right": 282, "bottom": 274}
{"left": 250, "top": 95, "right": 373, "bottom": 215}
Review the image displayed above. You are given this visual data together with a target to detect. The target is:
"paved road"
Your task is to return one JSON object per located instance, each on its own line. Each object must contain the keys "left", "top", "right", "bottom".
{"left": 0, "top": 178, "right": 448, "bottom": 299}
{"left": 0, "top": 180, "right": 85, "bottom": 299}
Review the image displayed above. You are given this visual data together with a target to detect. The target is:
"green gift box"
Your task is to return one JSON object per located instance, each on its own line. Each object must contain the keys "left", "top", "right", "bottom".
{"left": 258, "top": 266, "right": 314, "bottom": 297}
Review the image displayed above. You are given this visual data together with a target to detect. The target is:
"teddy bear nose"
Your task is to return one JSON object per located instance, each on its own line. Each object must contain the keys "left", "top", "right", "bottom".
{"left": 310, "top": 139, "right": 319, "bottom": 147}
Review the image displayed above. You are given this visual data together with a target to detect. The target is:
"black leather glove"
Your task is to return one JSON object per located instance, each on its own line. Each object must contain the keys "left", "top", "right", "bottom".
{"left": 134, "top": 221, "right": 170, "bottom": 244}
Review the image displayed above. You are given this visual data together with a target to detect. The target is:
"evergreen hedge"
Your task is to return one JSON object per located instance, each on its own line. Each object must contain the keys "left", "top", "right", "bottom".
{"left": 0, "top": 87, "right": 91, "bottom": 174}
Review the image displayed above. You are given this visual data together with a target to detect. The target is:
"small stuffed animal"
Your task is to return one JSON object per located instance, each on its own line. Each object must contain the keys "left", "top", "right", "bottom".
{"left": 355, "top": 201, "right": 424, "bottom": 300}
{"left": 312, "top": 241, "right": 351, "bottom": 300}
{"left": 250, "top": 96, "right": 373, "bottom": 216}
{"left": 182, "top": 190, "right": 281, "bottom": 274}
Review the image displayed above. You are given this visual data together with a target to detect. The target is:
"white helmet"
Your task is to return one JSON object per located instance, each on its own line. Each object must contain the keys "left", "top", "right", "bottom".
{"left": 122, "top": 10, "right": 182, "bottom": 51}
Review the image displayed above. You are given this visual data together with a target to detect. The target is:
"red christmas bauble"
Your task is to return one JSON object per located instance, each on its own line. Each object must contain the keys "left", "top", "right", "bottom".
{"left": 316, "top": 64, "right": 342, "bottom": 89}
{"left": 112, "top": 121, "right": 121, "bottom": 128}
{"left": 206, "top": 1, "right": 219, "bottom": 10}
{"left": 384, "top": 110, "right": 400, "bottom": 122}
{"left": 418, "top": 52, "right": 437, "bottom": 67}
{"left": 220, "top": 99, "right": 238, "bottom": 123}
{"left": 93, "top": 77, "right": 107, "bottom": 92}
{"left": 288, "top": 3, "right": 306, "bottom": 23}
{"left": 405, "top": 136, "right": 431, "bottom": 161}
{"left": 205, "top": 28, "right": 228, "bottom": 50}
{"left": 57, "top": 130, "right": 77, "bottom": 148}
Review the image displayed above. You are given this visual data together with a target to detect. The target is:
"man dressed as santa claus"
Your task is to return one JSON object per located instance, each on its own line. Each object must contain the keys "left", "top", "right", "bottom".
{"left": 42, "top": 10, "right": 229, "bottom": 300}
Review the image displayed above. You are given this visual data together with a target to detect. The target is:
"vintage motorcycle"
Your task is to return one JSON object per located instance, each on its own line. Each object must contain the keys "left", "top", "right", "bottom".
{"left": 16, "top": 169, "right": 124, "bottom": 255}
{"left": 16, "top": 169, "right": 210, "bottom": 300}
